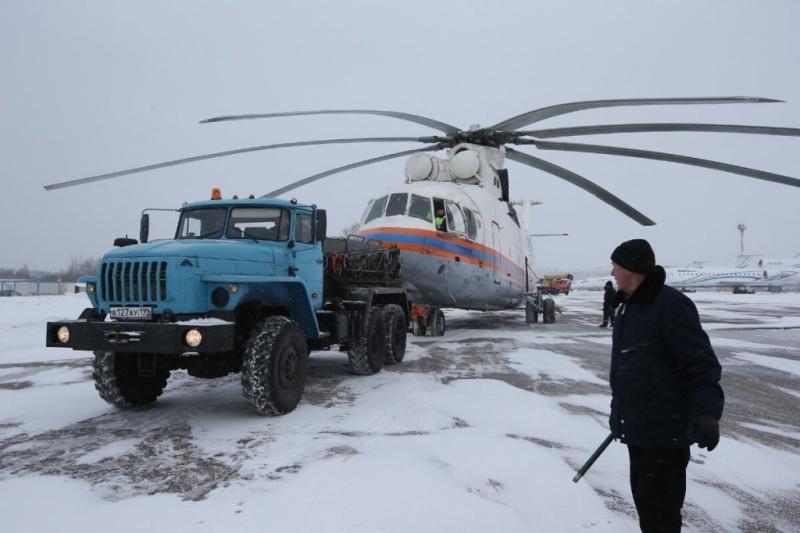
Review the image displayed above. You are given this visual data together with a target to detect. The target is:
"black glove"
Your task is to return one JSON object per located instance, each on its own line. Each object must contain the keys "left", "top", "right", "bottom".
{"left": 686, "top": 414, "right": 720, "bottom": 451}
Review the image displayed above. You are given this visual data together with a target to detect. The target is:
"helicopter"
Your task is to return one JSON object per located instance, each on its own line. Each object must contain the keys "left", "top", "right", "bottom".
{"left": 45, "top": 97, "right": 800, "bottom": 333}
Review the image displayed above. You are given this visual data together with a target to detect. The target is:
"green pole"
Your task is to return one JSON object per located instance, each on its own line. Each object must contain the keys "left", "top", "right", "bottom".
{"left": 572, "top": 433, "right": 614, "bottom": 483}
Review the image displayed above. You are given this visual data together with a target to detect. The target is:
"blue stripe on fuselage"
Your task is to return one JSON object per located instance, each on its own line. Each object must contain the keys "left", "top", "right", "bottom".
{"left": 363, "top": 230, "right": 524, "bottom": 276}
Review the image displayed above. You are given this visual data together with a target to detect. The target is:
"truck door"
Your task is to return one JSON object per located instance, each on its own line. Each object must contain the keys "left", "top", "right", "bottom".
{"left": 293, "top": 210, "right": 324, "bottom": 310}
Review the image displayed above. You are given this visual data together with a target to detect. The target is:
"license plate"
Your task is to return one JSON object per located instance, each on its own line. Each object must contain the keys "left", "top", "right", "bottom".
{"left": 109, "top": 306, "right": 153, "bottom": 320}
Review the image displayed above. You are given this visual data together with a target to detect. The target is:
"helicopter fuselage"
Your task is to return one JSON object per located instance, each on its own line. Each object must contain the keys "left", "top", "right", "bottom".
{"left": 357, "top": 177, "right": 530, "bottom": 311}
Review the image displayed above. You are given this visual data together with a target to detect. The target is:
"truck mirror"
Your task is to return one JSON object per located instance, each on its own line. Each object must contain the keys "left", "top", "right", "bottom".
{"left": 316, "top": 209, "right": 327, "bottom": 241}
{"left": 140, "top": 213, "right": 150, "bottom": 243}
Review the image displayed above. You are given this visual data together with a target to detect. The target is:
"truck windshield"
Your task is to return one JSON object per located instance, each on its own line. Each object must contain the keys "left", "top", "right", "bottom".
{"left": 227, "top": 207, "right": 289, "bottom": 241}
{"left": 176, "top": 208, "right": 227, "bottom": 239}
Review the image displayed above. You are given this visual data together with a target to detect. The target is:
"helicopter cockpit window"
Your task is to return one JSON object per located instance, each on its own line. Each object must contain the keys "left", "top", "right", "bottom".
{"left": 385, "top": 193, "right": 408, "bottom": 217}
{"left": 360, "top": 200, "right": 374, "bottom": 224}
{"left": 408, "top": 194, "right": 432, "bottom": 223}
{"left": 177, "top": 207, "right": 226, "bottom": 239}
{"left": 365, "top": 195, "right": 388, "bottom": 223}
{"left": 226, "top": 207, "right": 289, "bottom": 241}
{"left": 464, "top": 208, "right": 479, "bottom": 240}
{"left": 445, "top": 202, "right": 467, "bottom": 234}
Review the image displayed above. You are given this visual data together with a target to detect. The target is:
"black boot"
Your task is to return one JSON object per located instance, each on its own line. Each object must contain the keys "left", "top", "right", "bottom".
{"left": 599, "top": 322, "right": 608, "bottom": 328}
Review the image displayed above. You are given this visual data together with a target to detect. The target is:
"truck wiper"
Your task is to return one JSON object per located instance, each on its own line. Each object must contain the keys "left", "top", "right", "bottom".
{"left": 188, "top": 230, "right": 223, "bottom": 239}
{"left": 241, "top": 229, "right": 264, "bottom": 241}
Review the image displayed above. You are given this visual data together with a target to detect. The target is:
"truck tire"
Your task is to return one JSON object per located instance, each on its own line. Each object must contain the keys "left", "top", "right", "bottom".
{"left": 429, "top": 308, "right": 446, "bottom": 337}
{"left": 382, "top": 304, "right": 407, "bottom": 364}
{"left": 543, "top": 298, "right": 556, "bottom": 324}
{"left": 348, "top": 306, "right": 385, "bottom": 375}
{"left": 241, "top": 316, "right": 309, "bottom": 416}
{"left": 92, "top": 351, "right": 170, "bottom": 408}
{"left": 525, "top": 302, "right": 539, "bottom": 323}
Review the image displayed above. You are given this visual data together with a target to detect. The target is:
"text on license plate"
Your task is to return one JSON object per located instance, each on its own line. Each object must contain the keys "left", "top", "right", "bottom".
{"left": 110, "top": 306, "right": 153, "bottom": 320}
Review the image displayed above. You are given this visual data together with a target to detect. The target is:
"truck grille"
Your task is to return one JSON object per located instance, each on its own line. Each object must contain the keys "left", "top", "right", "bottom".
{"left": 100, "top": 261, "right": 168, "bottom": 303}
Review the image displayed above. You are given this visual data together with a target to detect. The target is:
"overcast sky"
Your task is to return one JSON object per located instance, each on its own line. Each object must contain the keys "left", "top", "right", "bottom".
{"left": 2, "top": 0, "right": 799, "bottom": 272}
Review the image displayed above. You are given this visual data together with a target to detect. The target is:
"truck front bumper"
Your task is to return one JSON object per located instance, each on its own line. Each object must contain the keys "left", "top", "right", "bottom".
{"left": 46, "top": 320, "right": 235, "bottom": 354}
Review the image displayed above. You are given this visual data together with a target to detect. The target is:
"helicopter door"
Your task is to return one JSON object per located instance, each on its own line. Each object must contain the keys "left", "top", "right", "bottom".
{"left": 491, "top": 221, "right": 501, "bottom": 285}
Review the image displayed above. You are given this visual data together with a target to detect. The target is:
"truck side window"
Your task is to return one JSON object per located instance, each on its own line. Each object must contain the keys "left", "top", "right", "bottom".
{"left": 364, "top": 195, "right": 388, "bottom": 223}
{"left": 408, "top": 194, "right": 432, "bottom": 222}
{"left": 385, "top": 193, "right": 408, "bottom": 217}
{"left": 445, "top": 201, "right": 467, "bottom": 234}
{"left": 226, "top": 207, "right": 288, "bottom": 241}
{"left": 296, "top": 212, "right": 314, "bottom": 244}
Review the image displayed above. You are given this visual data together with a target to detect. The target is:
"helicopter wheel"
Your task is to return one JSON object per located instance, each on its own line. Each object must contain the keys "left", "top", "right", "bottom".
{"left": 525, "top": 302, "right": 538, "bottom": 323}
{"left": 542, "top": 298, "right": 556, "bottom": 324}
{"left": 429, "top": 308, "right": 446, "bottom": 337}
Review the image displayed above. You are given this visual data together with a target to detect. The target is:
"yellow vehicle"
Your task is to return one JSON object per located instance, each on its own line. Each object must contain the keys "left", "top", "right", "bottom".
{"left": 537, "top": 273, "right": 573, "bottom": 295}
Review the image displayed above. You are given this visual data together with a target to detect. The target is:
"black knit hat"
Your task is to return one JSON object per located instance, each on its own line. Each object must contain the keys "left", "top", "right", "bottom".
{"left": 611, "top": 239, "right": 656, "bottom": 274}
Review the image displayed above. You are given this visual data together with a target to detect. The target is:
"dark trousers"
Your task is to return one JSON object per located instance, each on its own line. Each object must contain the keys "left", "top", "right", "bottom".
{"left": 602, "top": 305, "right": 614, "bottom": 325}
{"left": 628, "top": 445, "right": 691, "bottom": 533}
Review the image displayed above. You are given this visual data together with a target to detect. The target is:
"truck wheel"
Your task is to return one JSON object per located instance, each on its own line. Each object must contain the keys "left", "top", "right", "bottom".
{"left": 348, "top": 306, "right": 385, "bottom": 375}
{"left": 92, "top": 351, "right": 170, "bottom": 408}
{"left": 429, "top": 308, "right": 446, "bottom": 337}
{"left": 543, "top": 298, "right": 556, "bottom": 324}
{"left": 382, "top": 304, "right": 407, "bottom": 364}
{"left": 525, "top": 302, "right": 539, "bottom": 323}
{"left": 241, "top": 316, "right": 309, "bottom": 416}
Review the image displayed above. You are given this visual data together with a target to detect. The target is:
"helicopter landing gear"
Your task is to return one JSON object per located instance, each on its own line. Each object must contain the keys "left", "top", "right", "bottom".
{"left": 409, "top": 304, "right": 445, "bottom": 337}
{"left": 429, "top": 308, "right": 446, "bottom": 337}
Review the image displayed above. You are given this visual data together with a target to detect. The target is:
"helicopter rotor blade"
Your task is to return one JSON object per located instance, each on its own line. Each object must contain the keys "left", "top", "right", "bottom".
{"left": 43, "top": 137, "right": 430, "bottom": 191}
{"left": 201, "top": 109, "right": 461, "bottom": 135}
{"left": 519, "top": 123, "right": 800, "bottom": 139}
{"left": 532, "top": 139, "right": 800, "bottom": 189}
{"left": 263, "top": 144, "right": 442, "bottom": 198}
{"left": 505, "top": 148, "right": 656, "bottom": 226}
{"left": 491, "top": 97, "right": 782, "bottom": 131}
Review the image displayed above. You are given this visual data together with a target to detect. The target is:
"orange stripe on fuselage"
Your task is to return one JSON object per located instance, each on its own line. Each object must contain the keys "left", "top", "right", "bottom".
{"left": 358, "top": 227, "right": 527, "bottom": 287}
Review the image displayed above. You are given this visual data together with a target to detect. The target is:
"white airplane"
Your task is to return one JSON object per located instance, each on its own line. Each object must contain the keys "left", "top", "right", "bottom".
{"left": 573, "top": 253, "right": 800, "bottom": 291}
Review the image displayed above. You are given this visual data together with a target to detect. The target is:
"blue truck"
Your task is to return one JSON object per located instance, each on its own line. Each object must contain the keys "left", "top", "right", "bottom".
{"left": 46, "top": 192, "right": 409, "bottom": 415}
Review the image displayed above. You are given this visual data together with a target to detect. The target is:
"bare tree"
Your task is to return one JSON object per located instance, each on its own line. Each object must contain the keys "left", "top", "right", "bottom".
{"left": 341, "top": 221, "right": 361, "bottom": 238}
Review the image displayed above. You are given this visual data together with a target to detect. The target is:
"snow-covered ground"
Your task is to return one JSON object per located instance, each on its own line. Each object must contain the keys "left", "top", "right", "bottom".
{"left": 1, "top": 291, "right": 799, "bottom": 532}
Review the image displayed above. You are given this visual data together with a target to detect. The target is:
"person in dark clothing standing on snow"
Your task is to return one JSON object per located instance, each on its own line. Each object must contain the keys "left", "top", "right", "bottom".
{"left": 600, "top": 280, "right": 619, "bottom": 327}
{"left": 608, "top": 239, "right": 723, "bottom": 533}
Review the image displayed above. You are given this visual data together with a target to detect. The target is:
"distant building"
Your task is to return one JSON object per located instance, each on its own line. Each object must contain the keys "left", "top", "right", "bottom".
{"left": 0, "top": 279, "right": 70, "bottom": 296}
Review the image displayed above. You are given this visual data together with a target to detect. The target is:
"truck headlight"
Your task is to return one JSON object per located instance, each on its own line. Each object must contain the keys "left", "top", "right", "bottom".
{"left": 86, "top": 282, "right": 96, "bottom": 294}
{"left": 57, "top": 326, "right": 70, "bottom": 343}
{"left": 185, "top": 329, "right": 202, "bottom": 348}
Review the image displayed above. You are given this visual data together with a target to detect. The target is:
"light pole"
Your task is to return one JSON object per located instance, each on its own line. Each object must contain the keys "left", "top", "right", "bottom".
{"left": 737, "top": 224, "right": 747, "bottom": 255}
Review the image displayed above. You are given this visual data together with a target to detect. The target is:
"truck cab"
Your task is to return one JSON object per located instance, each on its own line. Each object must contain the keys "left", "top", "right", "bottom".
{"left": 86, "top": 197, "right": 324, "bottom": 337}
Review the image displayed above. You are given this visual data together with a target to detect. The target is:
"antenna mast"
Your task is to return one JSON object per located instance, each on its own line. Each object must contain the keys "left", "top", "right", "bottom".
{"left": 737, "top": 223, "right": 747, "bottom": 254}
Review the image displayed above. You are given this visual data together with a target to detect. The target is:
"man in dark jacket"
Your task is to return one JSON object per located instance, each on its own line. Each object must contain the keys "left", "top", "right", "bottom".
{"left": 609, "top": 239, "right": 723, "bottom": 533}
{"left": 600, "top": 280, "right": 619, "bottom": 327}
